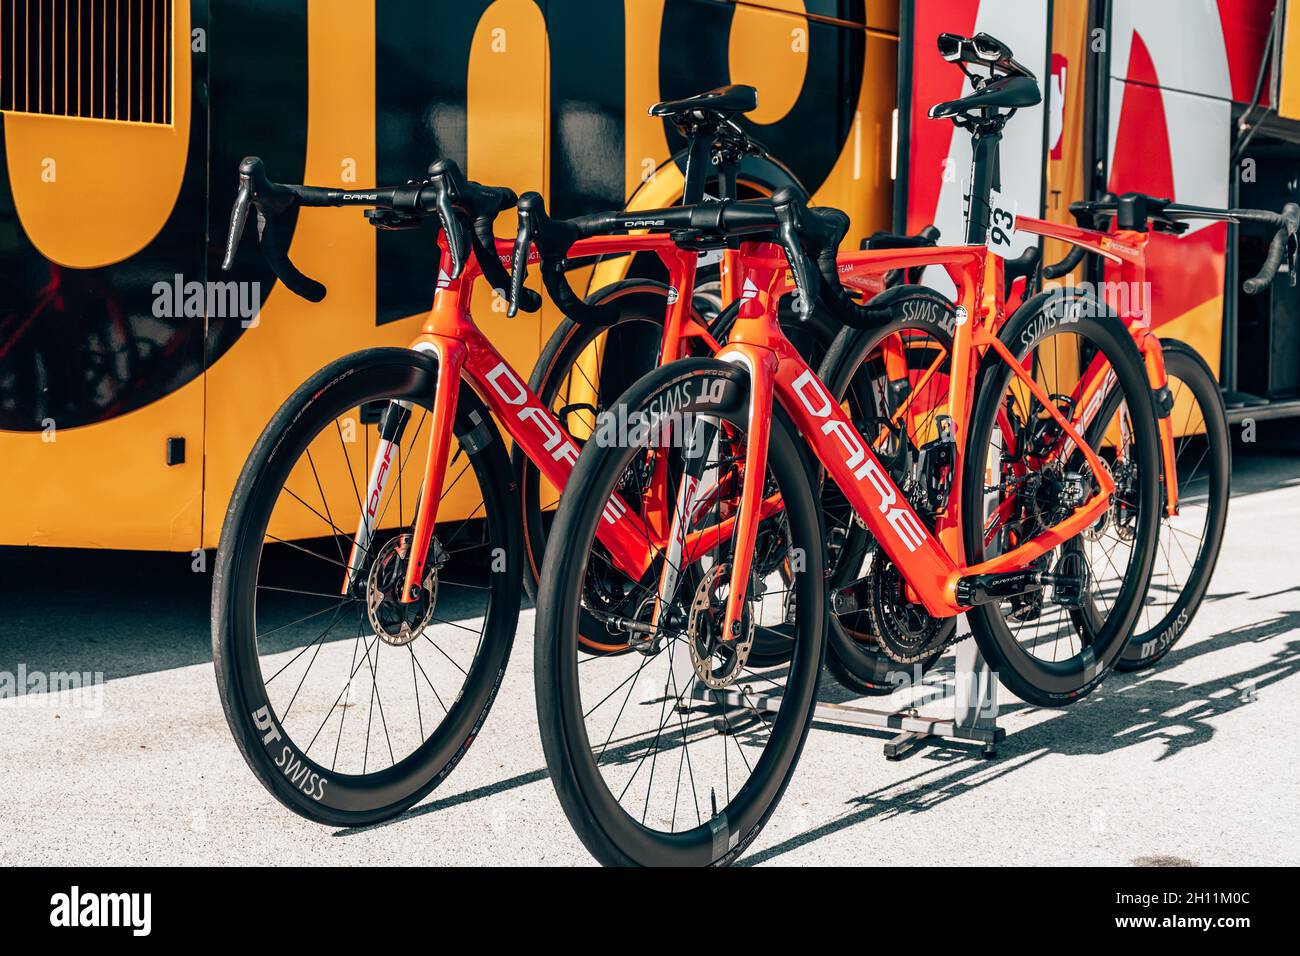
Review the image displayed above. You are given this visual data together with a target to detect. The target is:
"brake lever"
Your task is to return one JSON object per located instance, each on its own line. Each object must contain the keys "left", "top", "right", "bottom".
{"left": 222, "top": 179, "right": 253, "bottom": 271}
{"left": 428, "top": 177, "right": 468, "bottom": 279}
{"left": 474, "top": 215, "right": 541, "bottom": 313}
{"left": 508, "top": 196, "right": 536, "bottom": 318}
{"left": 222, "top": 156, "right": 326, "bottom": 301}
{"left": 1285, "top": 203, "right": 1299, "bottom": 287}
{"left": 772, "top": 195, "right": 818, "bottom": 319}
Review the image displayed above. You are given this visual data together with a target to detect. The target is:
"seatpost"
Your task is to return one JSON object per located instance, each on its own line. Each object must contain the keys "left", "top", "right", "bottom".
{"left": 965, "top": 127, "right": 1002, "bottom": 244}
{"left": 681, "top": 124, "right": 717, "bottom": 204}
{"left": 716, "top": 158, "right": 738, "bottom": 201}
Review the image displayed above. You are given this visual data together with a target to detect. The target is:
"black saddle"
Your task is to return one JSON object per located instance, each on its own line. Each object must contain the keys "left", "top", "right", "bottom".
{"left": 649, "top": 85, "right": 758, "bottom": 121}
{"left": 929, "top": 74, "right": 1041, "bottom": 120}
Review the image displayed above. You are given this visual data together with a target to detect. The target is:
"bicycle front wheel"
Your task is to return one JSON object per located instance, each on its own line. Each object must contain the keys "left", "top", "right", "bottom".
{"left": 534, "top": 359, "right": 825, "bottom": 866}
{"left": 1114, "top": 339, "right": 1231, "bottom": 670}
{"left": 213, "top": 347, "right": 522, "bottom": 826}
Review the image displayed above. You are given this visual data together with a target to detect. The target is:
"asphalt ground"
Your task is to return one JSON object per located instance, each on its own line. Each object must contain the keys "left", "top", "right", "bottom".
{"left": 2, "top": 425, "right": 1298, "bottom": 866}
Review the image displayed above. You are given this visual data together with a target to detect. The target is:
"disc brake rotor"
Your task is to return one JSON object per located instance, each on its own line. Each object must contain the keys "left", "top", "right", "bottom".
{"left": 366, "top": 534, "right": 441, "bottom": 647}
{"left": 687, "top": 564, "right": 755, "bottom": 689}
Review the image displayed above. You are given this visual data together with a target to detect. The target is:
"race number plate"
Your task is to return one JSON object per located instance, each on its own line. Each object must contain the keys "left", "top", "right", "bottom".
{"left": 986, "top": 188, "right": 1018, "bottom": 258}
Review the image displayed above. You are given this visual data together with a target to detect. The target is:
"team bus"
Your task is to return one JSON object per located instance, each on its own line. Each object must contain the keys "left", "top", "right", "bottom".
{"left": 1, "top": 0, "right": 1296, "bottom": 553}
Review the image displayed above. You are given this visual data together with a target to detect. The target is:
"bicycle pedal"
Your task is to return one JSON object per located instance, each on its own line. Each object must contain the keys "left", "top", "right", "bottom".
{"left": 1042, "top": 551, "right": 1090, "bottom": 608}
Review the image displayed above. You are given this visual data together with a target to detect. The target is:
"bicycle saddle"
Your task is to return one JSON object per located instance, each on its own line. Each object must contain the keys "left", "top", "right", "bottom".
{"left": 649, "top": 85, "right": 758, "bottom": 120}
{"left": 929, "top": 74, "right": 1041, "bottom": 119}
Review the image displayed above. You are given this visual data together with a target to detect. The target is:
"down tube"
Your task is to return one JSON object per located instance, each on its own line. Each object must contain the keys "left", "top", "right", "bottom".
{"left": 774, "top": 354, "right": 962, "bottom": 617}
{"left": 457, "top": 327, "right": 658, "bottom": 581}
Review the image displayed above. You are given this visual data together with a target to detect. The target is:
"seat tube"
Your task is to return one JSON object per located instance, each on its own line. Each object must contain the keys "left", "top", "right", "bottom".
{"left": 936, "top": 262, "right": 983, "bottom": 558}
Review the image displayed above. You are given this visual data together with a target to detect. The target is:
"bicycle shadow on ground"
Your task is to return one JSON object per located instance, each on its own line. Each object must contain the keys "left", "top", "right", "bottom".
{"left": 0, "top": 543, "right": 512, "bottom": 684}
{"left": 337, "top": 606, "right": 1299, "bottom": 841}
{"left": 740, "top": 609, "right": 1300, "bottom": 865}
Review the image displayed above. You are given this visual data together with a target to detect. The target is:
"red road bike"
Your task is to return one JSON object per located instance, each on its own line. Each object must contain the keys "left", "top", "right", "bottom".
{"left": 819, "top": 32, "right": 1296, "bottom": 685}
{"left": 529, "top": 191, "right": 1165, "bottom": 865}
{"left": 209, "top": 152, "right": 916, "bottom": 826}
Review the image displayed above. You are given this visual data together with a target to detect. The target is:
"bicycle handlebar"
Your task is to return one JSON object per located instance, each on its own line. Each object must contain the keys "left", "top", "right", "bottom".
{"left": 222, "top": 156, "right": 542, "bottom": 312}
{"left": 1041, "top": 194, "right": 1300, "bottom": 293}
{"left": 507, "top": 187, "right": 888, "bottom": 330}
{"left": 508, "top": 187, "right": 821, "bottom": 326}
{"left": 797, "top": 206, "right": 887, "bottom": 329}
{"left": 509, "top": 192, "right": 621, "bottom": 326}
{"left": 223, "top": 157, "right": 330, "bottom": 301}
{"left": 1042, "top": 244, "right": 1087, "bottom": 279}
{"left": 1240, "top": 203, "right": 1299, "bottom": 293}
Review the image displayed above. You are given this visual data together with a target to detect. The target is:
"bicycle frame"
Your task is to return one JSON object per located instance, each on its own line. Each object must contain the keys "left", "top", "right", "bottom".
{"left": 341, "top": 231, "right": 725, "bottom": 604}
{"left": 697, "top": 240, "right": 1117, "bottom": 635}
{"left": 1014, "top": 216, "right": 1179, "bottom": 516}
{"left": 344, "top": 224, "right": 923, "bottom": 608}
{"left": 340, "top": 209, "right": 1115, "bottom": 639}
{"left": 858, "top": 216, "right": 1179, "bottom": 519}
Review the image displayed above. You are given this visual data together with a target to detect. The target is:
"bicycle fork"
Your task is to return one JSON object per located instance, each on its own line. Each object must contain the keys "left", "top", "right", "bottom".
{"left": 339, "top": 337, "right": 466, "bottom": 603}
{"left": 651, "top": 345, "right": 776, "bottom": 642}
{"left": 340, "top": 399, "right": 412, "bottom": 595}
{"left": 1136, "top": 328, "right": 1181, "bottom": 517}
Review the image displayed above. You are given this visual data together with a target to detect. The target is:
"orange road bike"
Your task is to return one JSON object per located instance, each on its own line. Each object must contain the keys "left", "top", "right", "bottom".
{"left": 209, "top": 154, "right": 918, "bottom": 827}
{"left": 513, "top": 84, "right": 938, "bottom": 632}
{"left": 820, "top": 32, "right": 1296, "bottom": 688}
{"left": 529, "top": 36, "right": 1170, "bottom": 866}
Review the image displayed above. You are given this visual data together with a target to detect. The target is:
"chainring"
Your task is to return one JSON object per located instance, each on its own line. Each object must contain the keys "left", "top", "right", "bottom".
{"left": 864, "top": 551, "right": 954, "bottom": 664}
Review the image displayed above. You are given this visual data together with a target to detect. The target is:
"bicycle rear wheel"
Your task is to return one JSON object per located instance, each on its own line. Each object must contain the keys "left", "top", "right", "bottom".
{"left": 534, "top": 359, "right": 825, "bottom": 866}
{"left": 961, "top": 292, "right": 1161, "bottom": 706}
{"left": 816, "top": 286, "right": 959, "bottom": 694}
{"left": 213, "top": 348, "right": 521, "bottom": 825}
{"left": 519, "top": 281, "right": 833, "bottom": 666}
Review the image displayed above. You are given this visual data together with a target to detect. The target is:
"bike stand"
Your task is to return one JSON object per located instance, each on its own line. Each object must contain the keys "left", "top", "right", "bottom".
{"left": 875, "top": 635, "right": 1003, "bottom": 760}
{"left": 688, "top": 615, "right": 1004, "bottom": 760}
